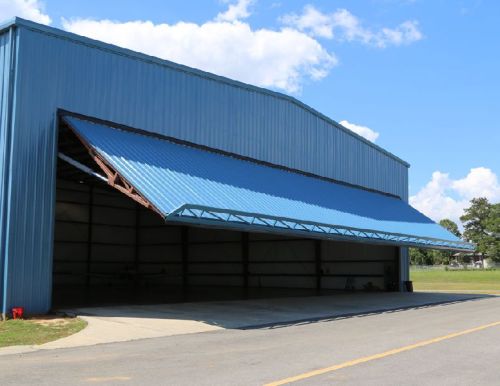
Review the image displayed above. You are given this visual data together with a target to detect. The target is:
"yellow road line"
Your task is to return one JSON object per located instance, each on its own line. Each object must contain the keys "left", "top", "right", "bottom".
{"left": 264, "top": 320, "right": 500, "bottom": 386}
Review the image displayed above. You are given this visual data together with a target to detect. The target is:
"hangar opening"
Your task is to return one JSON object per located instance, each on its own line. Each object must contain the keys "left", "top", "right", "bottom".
{"left": 52, "top": 177, "right": 401, "bottom": 308}
{"left": 0, "top": 19, "right": 474, "bottom": 316}
{"left": 53, "top": 118, "right": 400, "bottom": 307}
{"left": 50, "top": 114, "right": 463, "bottom": 308}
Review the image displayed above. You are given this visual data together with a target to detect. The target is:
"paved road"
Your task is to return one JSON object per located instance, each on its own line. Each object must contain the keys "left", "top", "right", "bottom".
{"left": 1, "top": 296, "right": 499, "bottom": 385}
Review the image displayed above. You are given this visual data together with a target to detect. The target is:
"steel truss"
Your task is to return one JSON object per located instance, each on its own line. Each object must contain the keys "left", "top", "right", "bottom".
{"left": 168, "top": 204, "right": 475, "bottom": 252}
{"left": 61, "top": 117, "right": 475, "bottom": 252}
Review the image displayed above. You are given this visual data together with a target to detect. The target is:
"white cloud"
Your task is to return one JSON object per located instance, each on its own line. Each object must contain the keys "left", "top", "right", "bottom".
{"left": 0, "top": 0, "right": 51, "bottom": 24}
{"left": 410, "top": 168, "right": 500, "bottom": 225}
{"left": 452, "top": 167, "right": 500, "bottom": 200}
{"left": 62, "top": 3, "right": 337, "bottom": 94}
{"left": 216, "top": 0, "right": 254, "bottom": 22}
{"left": 281, "top": 4, "right": 335, "bottom": 39}
{"left": 339, "top": 120, "right": 379, "bottom": 142}
{"left": 379, "top": 20, "right": 422, "bottom": 47}
{"left": 281, "top": 5, "right": 422, "bottom": 48}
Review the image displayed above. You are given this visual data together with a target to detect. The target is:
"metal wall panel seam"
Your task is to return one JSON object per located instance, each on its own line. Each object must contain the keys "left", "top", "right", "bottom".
{"left": 0, "top": 26, "right": 17, "bottom": 317}
{"left": 0, "top": 31, "right": 10, "bottom": 315}
{"left": 44, "top": 114, "right": 60, "bottom": 308}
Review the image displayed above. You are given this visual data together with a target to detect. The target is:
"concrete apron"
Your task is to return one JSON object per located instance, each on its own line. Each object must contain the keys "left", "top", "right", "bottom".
{"left": 0, "top": 292, "right": 493, "bottom": 355}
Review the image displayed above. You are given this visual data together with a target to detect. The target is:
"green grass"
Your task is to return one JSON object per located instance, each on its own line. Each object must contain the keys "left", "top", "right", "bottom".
{"left": 411, "top": 269, "right": 500, "bottom": 292}
{"left": 0, "top": 317, "right": 87, "bottom": 348}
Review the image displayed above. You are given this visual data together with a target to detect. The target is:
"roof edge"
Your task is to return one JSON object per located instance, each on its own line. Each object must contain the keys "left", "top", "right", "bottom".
{"left": 0, "top": 17, "right": 17, "bottom": 32}
{"left": 4, "top": 17, "right": 410, "bottom": 167}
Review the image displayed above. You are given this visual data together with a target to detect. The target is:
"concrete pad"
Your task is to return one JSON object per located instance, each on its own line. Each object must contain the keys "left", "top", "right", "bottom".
{"left": 0, "top": 291, "right": 493, "bottom": 354}
{"left": 40, "top": 314, "right": 222, "bottom": 349}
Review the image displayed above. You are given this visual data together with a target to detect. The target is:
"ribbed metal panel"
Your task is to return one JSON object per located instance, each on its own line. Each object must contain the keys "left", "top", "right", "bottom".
{"left": 1, "top": 19, "right": 411, "bottom": 312}
{"left": 66, "top": 117, "right": 465, "bottom": 249}
{"left": 14, "top": 22, "right": 408, "bottom": 198}
{"left": 0, "top": 29, "right": 13, "bottom": 315}
{"left": 1, "top": 25, "right": 57, "bottom": 314}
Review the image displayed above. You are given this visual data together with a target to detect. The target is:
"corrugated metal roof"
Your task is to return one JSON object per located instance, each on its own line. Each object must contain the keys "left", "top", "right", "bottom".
{"left": 63, "top": 116, "right": 473, "bottom": 251}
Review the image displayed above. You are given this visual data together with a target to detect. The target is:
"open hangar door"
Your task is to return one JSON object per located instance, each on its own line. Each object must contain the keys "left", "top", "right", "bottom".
{"left": 52, "top": 112, "right": 469, "bottom": 308}
{"left": 52, "top": 117, "right": 400, "bottom": 308}
{"left": 52, "top": 178, "right": 400, "bottom": 308}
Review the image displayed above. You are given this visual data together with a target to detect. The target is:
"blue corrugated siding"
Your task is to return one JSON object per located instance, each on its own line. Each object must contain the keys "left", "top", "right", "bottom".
{"left": 0, "top": 30, "right": 13, "bottom": 314}
{"left": 2, "top": 21, "right": 409, "bottom": 313}
{"left": 16, "top": 24, "right": 408, "bottom": 198}
{"left": 1, "top": 26, "right": 57, "bottom": 314}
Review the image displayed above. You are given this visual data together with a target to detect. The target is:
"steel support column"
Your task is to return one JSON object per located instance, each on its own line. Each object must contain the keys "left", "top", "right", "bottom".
{"left": 181, "top": 226, "right": 189, "bottom": 293}
{"left": 134, "top": 203, "right": 140, "bottom": 288}
{"left": 399, "top": 247, "right": 410, "bottom": 291}
{"left": 242, "top": 232, "right": 249, "bottom": 289}
{"left": 391, "top": 246, "right": 400, "bottom": 292}
{"left": 85, "top": 185, "right": 94, "bottom": 291}
{"left": 315, "top": 240, "right": 322, "bottom": 291}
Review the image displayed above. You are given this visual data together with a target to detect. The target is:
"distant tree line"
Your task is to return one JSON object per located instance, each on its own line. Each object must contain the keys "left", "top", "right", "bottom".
{"left": 410, "top": 198, "right": 500, "bottom": 265}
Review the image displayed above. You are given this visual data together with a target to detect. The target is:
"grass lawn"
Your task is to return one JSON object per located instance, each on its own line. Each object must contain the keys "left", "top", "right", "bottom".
{"left": 0, "top": 317, "right": 86, "bottom": 348}
{"left": 411, "top": 269, "right": 500, "bottom": 293}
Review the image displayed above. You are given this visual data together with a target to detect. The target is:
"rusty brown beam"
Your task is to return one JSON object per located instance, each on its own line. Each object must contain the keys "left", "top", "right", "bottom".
{"left": 62, "top": 121, "right": 163, "bottom": 218}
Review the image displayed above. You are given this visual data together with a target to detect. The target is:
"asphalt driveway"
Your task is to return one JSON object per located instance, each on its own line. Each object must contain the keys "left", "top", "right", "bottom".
{"left": 0, "top": 293, "right": 499, "bottom": 385}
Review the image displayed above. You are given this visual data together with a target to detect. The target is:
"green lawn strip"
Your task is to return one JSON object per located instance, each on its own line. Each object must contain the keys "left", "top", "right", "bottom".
{"left": 0, "top": 318, "right": 87, "bottom": 348}
{"left": 411, "top": 269, "right": 500, "bottom": 291}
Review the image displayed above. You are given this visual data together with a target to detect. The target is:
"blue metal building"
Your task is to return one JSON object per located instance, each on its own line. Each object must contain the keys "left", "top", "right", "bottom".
{"left": 0, "top": 18, "right": 473, "bottom": 316}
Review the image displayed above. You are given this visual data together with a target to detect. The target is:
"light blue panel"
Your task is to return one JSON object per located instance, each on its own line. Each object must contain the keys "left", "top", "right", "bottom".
{"left": 65, "top": 117, "right": 467, "bottom": 249}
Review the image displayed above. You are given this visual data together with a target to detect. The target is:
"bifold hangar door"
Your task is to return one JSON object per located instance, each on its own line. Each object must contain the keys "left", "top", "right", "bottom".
{"left": 53, "top": 113, "right": 473, "bottom": 307}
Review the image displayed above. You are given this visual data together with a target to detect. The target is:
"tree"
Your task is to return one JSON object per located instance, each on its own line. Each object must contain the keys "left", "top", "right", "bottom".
{"left": 409, "top": 248, "right": 433, "bottom": 265}
{"left": 439, "top": 219, "right": 461, "bottom": 238}
{"left": 484, "top": 203, "right": 500, "bottom": 261}
{"left": 433, "top": 219, "right": 462, "bottom": 265}
{"left": 460, "top": 198, "right": 500, "bottom": 262}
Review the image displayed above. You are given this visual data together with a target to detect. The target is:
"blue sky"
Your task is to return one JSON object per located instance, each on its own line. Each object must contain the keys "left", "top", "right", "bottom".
{"left": 2, "top": 0, "right": 499, "bottom": 224}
